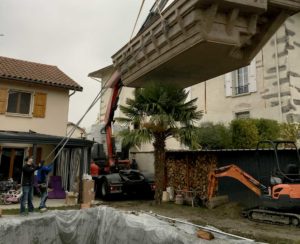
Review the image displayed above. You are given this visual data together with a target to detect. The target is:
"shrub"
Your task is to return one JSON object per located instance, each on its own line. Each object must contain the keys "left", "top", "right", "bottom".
{"left": 197, "top": 122, "right": 232, "bottom": 149}
{"left": 254, "top": 118, "right": 281, "bottom": 141}
{"left": 230, "top": 119, "right": 259, "bottom": 149}
{"left": 198, "top": 118, "right": 282, "bottom": 150}
{"left": 280, "top": 123, "right": 300, "bottom": 141}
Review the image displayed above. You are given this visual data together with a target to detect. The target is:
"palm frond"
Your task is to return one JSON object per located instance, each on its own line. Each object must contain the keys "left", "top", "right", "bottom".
{"left": 118, "top": 128, "right": 153, "bottom": 147}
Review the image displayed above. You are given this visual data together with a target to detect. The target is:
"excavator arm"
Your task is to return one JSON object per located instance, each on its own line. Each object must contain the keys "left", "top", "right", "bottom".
{"left": 207, "top": 164, "right": 267, "bottom": 201}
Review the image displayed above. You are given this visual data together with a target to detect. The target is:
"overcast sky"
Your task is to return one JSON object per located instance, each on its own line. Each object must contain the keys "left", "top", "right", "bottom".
{"left": 0, "top": 0, "right": 156, "bottom": 129}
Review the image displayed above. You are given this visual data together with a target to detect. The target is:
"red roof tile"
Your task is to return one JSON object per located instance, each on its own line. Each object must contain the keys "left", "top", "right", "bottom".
{"left": 0, "top": 56, "right": 82, "bottom": 91}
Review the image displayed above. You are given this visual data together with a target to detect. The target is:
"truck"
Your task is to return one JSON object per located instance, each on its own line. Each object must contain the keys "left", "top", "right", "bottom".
{"left": 90, "top": 75, "right": 155, "bottom": 199}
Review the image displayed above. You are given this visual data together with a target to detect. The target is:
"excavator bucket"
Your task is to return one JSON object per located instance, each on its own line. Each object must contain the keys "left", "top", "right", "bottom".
{"left": 206, "top": 195, "right": 229, "bottom": 209}
{"left": 112, "top": 0, "right": 300, "bottom": 88}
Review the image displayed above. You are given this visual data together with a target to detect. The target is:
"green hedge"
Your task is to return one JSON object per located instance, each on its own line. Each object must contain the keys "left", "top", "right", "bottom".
{"left": 197, "top": 122, "right": 232, "bottom": 149}
{"left": 198, "top": 118, "right": 282, "bottom": 149}
{"left": 230, "top": 119, "right": 259, "bottom": 149}
{"left": 280, "top": 123, "right": 300, "bottom": 141}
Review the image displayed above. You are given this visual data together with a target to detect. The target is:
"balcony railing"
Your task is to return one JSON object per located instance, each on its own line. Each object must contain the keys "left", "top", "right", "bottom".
{"left": 234, "top": 85, "right": 249, "bottom": 95}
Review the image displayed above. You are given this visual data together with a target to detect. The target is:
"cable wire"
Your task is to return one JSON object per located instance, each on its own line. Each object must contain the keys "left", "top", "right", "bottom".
{"left": 129, "top": 0, "right": 146, "bottom": 40}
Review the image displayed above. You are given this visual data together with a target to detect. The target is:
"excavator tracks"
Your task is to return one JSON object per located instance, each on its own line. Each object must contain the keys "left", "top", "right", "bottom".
{"left": 243, "top": 209, "right": 300, "bottom": 227}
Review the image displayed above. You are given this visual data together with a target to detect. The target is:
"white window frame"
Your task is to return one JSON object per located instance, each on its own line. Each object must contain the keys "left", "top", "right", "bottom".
{"left": 225, "top": 59, "right": 257, "bottom": 97}
{"left": 233, "top": 67, "right": 249, "bottom": 95}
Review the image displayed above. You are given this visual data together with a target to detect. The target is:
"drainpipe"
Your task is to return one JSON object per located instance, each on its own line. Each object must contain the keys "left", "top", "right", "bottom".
{"left": 274, "top": 33, "right": 284, "bottom": 122}
{"left": 69, "top": 90, "right": 76, "bottom": 97}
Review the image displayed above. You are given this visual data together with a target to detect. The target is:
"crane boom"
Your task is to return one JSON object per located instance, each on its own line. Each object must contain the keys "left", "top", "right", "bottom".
{"left": 102, "top": 70, "right": 129, "bottom": 167}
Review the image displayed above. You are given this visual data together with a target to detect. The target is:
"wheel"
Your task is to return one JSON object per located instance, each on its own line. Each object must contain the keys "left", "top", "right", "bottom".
{"left": 291, "top": 217, "right": 299, "bottom": 226}
{"left": 101, "top": 179, "right": 110, "bottom": 200}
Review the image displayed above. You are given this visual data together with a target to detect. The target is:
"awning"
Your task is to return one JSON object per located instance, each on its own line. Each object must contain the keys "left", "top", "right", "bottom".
{"left": 0, "top": 130, "right": 94, "bottom": 147}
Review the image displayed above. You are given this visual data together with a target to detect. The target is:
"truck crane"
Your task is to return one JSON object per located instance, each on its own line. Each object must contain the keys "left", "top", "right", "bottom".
{"left": 89, "top": 72, "right": 155, "bottom": 199}
{"left": 207, "top": 141, "right": 300, "bottom": 226}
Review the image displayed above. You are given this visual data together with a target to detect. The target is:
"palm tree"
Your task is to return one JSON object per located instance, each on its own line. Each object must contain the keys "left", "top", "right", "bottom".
{"left": 116, "top": 84, "right": 202, "bottom": 204}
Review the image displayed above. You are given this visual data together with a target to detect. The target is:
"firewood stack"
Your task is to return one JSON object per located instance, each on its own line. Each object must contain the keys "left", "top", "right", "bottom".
{"left": 166, "top": 153, "right": 217, "bottom": 199}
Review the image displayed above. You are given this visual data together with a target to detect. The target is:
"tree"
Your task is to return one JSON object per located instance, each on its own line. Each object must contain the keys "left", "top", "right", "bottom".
{"left": 116, "top": 84, "right": 202, "bottom": 204}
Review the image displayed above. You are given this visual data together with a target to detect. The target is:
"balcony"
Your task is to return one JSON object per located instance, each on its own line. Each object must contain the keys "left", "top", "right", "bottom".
{"left": 112, "top": 0, "right": 300, "bottom": 89}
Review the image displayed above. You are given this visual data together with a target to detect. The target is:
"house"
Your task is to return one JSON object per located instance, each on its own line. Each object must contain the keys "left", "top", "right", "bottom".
{"left": 192, "top": 12, "right": 300, "bottom": 124}
{"left": 0, "top": 56, "right": 93, "bottom": 189}
{"left": 67, "top": 122, "right": 87, "bottom": 139}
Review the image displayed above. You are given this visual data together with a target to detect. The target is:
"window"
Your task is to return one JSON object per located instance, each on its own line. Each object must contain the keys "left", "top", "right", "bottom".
{"left": 233, "top": 67, "right": 249, "bottom": 95}
{"left": 224, "top": 59, "right": 257, "bottom": 97}
{"left": 7, "top": 90, "right": 32, "bottom": 115}
{"left": 235, "top": 111, "right": 250, "bottom": 119}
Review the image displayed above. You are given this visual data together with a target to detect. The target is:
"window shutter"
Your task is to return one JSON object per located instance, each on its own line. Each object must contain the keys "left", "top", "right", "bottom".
{"left": 33, "top": 92, "right": 47, "bottom": 118}
{"left": 248, "top": 59, "right": 257, "bottom": 93}
{"left": 0, "top": 88, "right": 8, "bottom": 114}
{"left": 224, "top": 73, "right": 233, "bottom": 97}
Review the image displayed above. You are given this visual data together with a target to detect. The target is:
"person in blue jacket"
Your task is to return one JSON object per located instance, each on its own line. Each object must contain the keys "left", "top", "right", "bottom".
{"left": 37, "top": 160, "right": 53, "bottom": 211}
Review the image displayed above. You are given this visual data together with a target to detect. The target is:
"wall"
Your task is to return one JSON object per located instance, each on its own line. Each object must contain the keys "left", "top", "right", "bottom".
{"left": 130, "top": 151, "right": 154, "bottom": 173}
{"left": 66, "top": 124, "right": 86, "bottom": 139}
{"left": 0, "top": 79, "right": 69, "bottom": 136}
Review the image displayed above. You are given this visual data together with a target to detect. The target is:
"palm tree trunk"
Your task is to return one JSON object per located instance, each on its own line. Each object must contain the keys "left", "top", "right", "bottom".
{"left": 153, "top": 133, "right": 166, "bottom": 204}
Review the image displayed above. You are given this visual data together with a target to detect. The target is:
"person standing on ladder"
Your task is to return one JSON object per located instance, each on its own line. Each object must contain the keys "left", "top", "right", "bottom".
{"left": 37, "top": 160, "right": 53, "bottom": 212}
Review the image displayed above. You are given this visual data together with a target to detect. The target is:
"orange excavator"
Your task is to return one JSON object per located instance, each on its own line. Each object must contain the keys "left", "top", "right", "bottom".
{"left": 207, "top": 141, "right": 300, "bottom": 226}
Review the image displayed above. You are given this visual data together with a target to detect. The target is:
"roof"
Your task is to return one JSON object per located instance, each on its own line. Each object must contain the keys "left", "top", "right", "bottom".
{"left": 0, "top": 56, "right": 82, "bottom": 91}
{"left": 0, "top": 130, "right": 94, "bottom": 147}
{"left": 88, "top": 65, "right": 114, "bottom": 79}
{"left": 67, "top": 122, "right": 86, "bottom": 133}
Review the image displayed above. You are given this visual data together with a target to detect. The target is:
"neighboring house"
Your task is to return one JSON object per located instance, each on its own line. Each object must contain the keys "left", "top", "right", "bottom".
{"left": 67, "top": 122, "right": 86, "bottom": 139}
{"left": 193, "top": 13, "right": 300, "bottom": 124}
{"left": 0, "top": 56, "right": 93, "bottom": 184}
{"left": 89, "top": 65, "right": 135, "bottom": 124}
{"left": 0, "top": 56, "right": 82, "bottom": 135}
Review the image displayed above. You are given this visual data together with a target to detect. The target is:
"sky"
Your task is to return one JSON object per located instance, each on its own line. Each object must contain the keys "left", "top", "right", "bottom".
{"left": 0, "top": 0, "right": 157, "bottom": 129}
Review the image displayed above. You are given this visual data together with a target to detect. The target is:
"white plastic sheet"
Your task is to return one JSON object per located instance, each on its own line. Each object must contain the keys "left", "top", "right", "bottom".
{"left": 0, "top": 207, "right": 252, "bottom": 244}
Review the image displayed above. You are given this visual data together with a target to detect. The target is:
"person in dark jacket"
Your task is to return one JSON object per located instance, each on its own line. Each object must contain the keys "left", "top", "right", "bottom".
{"left": 37, "top": 160, "right": 53, "bottom": 211}
{"left": 20, "top": 156, "right": 40, "bottom": 215}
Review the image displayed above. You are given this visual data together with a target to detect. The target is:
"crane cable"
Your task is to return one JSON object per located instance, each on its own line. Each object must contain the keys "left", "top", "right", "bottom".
{"left": 129, "top": 0, "right": 146, "bottom": 40}
{"left": 45, "top": 0, "right": 163, "bottom": 163}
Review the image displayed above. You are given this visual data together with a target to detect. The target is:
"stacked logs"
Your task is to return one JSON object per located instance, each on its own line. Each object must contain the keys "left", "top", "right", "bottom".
{"left": 166, "top": 153, "right": 217, "bottom": 199}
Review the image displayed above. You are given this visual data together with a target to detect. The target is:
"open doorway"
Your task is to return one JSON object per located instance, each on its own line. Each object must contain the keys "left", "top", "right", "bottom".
{"left": 0, "top": 148, "right": 24, "bottom": 183}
